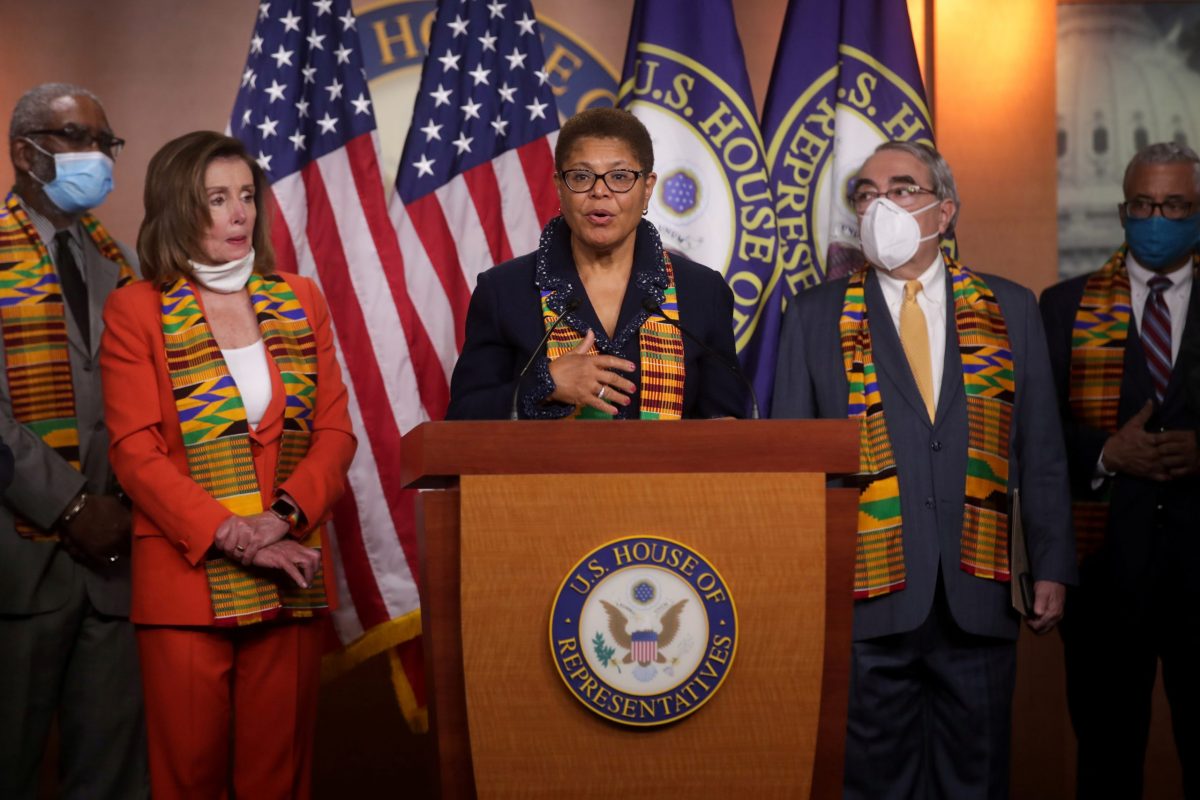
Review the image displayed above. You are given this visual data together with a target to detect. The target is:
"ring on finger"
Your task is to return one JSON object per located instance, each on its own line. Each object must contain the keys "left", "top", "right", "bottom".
{"left": 597, "top": 385, "right": 607, "bottom": 400}
{"left": 236, "top": 545, "right": 246, "bottom": 552}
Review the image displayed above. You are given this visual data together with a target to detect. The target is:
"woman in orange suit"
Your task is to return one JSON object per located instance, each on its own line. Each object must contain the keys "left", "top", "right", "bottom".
{"left": 100, "top": 130, "right": 355, "bottom": 799}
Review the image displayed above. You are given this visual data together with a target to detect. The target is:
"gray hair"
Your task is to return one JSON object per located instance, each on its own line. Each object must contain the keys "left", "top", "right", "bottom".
{"left": 9, "top": 83, "right": 105, "bottom": 140}
{"left": 872, "top": 140, "right": 961, "bottom": 236}
{"left": 1124, "top": 141, "right": 1200, "bottom": 195}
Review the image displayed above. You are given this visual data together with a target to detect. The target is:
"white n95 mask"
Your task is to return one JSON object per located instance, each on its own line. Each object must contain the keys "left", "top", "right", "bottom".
{"left": 859, "top": 197, "right": 941, "bottom": 272}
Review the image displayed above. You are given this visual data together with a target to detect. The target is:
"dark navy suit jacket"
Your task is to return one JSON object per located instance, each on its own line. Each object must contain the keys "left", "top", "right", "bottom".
{"left": 1041, "top": 264, "right": 1200, "bottom": 616}
{"left": 446, "top": 220, "right": 746, "bottom": 420}
{"left": 773, "top": 265, "right": 1076, "bottom": 641}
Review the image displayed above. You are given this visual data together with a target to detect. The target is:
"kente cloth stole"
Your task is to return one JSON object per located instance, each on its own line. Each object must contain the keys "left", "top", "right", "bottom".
{"left": 541, "top": 253, "right": 685, "bottom": 420}
{"left": 840, "top": 258, "right": 1014, "bottom": 599}
{"left": 0, "top": 193, "right": 134, "bottom": 541}
{"left": 161, "top": 274, "right": 326, "bottom": 626}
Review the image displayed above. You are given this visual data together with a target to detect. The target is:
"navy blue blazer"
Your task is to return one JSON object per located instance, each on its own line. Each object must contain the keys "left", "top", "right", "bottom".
{"left": 1040, "top": 264, "right": 1200, "bottom": 616}
{"left": 773, "top": 265, "right": 1076, "bottom": 641}
{"left": 446, "top": 220, "right": 746, "bottom": 420}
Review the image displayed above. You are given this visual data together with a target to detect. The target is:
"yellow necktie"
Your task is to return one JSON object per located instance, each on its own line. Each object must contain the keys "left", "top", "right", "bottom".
{"left": 900, "top": 279, "right": 935, "bottom": 421}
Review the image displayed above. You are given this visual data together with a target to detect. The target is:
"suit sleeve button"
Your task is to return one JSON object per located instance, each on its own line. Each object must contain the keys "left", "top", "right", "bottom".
{"left": 925, "top": 497, "right": 936, "bottom": 509}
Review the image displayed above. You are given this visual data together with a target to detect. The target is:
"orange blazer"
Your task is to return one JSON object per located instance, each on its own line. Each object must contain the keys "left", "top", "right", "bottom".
{"left": 100, "top": 274, "right": 356, "bottom": 626}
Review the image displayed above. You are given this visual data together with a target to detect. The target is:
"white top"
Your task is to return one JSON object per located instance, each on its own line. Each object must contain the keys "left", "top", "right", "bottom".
{"left": 1127, "top": 252, "right": 1192, "bottom": 365}
{"left": 222, "top": 339, "right": 272, "bottom": 428}
{"left": 874, "top": 254, "right": 948, "bottom": 410}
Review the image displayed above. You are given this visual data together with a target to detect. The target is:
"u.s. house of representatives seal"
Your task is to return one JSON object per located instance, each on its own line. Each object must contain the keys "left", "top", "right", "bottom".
{"left": 549, "top": 536, "right": 738, "bottom": 727}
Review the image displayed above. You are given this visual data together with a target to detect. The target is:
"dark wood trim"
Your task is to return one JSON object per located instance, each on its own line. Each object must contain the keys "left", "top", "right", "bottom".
{"left": 810, "top": 487, "right": 857, "bottom": 799}
{"left": 417, "top": 490, "right": 476, "bottom": 799}
{"left": 402, "top": 420, "right": 860, "bottom": 488}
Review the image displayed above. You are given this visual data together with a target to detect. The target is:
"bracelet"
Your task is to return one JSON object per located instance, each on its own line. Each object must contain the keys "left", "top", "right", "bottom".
{"left": 60, "top": 491, "right": 89, "bottom": 527}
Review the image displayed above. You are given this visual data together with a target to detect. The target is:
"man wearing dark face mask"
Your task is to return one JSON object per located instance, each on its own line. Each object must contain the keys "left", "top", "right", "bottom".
{"left": 0, "top": 83, "right": 147, "bottom": 799}
{"left": 1040, "top": 142, "right": 1200, "bottom": 799}
{"left": 772, "top": 140, "right": 1076, "bottom": 798}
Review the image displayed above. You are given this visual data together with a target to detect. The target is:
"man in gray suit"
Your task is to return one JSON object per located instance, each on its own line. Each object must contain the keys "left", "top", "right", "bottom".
{"left": 0, "top": 83, "right": 147, "bottom": 799}
{"left": 773, "top": 141, "right": 1076, "bottom": 798}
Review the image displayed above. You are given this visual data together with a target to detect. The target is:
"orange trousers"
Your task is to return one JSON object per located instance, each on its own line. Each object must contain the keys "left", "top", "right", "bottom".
{"left": 136, "top": 622, "right": 323, "bottom": 799}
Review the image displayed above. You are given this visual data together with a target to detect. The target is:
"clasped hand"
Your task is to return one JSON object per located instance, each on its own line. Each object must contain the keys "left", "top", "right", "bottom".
{"left": 1103, "top": 401, "right": 1200, "bottom": 481}
{"left": 547, "top": 329, "right": 637, "bottom": 415}
{"left": 214, "top": 512, "right": 320, "bottom": 589}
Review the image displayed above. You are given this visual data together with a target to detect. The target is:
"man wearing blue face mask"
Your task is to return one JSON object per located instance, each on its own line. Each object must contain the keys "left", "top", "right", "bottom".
{"left": 773, "top": 141, "right": 1076, "bottom": 798}
{"left": 1041, "top": 142, "right": 1200, "bottom": 799}
{"left": 0, "top": 83, "right": 147, "bottom": 799}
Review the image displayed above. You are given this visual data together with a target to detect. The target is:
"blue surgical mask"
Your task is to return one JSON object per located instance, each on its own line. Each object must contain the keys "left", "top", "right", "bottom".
{"left": 24, "top": 138, "right": 114, "bottom": 214}
{"left": 1124, "top": 212, "right": 1200, "bottom": 271}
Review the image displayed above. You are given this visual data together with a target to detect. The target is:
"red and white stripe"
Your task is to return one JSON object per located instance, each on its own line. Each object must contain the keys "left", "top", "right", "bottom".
{"left": 269, "top": 131, "right": 431, "bottom": 669}
{"left": 391, "top": 134, "right": 560, "bottom": 384}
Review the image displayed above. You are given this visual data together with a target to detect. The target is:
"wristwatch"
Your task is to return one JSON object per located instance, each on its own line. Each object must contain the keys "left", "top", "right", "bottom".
{"left": 269, "top": 495, "right": 303, "bottom": 532}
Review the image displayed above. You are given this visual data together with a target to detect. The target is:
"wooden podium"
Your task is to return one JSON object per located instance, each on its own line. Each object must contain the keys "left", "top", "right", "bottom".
{"left": 402, "top": 420, "right": 859, "bottom": 798}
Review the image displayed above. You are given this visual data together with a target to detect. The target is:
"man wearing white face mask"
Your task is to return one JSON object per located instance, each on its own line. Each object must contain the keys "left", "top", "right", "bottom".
{"left": 0, "top": 83, "right": 147, "bottom": 799}
{"left": 773, "top": 141, "right": 1075, "bottom": 798}
{"left": 1041, "top": 142, "right": 1200, "bottom": 799}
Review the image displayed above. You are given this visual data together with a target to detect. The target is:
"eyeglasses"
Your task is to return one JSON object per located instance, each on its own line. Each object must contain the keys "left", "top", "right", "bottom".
{"left": 849, "top": 184, "right": 936, "bottom": 212}
{"left": 25, "top": 125, "right": 125, "bottom": 158}
{"left": 559, "top": 169, "right": 644, "bottom": 194}
{"left": 1122, "top": 199, "right": 1195, "bottom": 220}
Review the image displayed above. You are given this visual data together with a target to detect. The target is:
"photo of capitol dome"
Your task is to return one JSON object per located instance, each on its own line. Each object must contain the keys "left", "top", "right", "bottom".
{"left": 1057, "top": 4, "right": 1200, "bottom": 279}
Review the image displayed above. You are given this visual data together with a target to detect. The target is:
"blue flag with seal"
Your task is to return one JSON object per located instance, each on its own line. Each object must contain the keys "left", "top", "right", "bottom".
{"left": 763, "top": 0, "right": 933, "bottom": 291}
{"left": 618, "top": 0, "right": 781, "bottom": 416}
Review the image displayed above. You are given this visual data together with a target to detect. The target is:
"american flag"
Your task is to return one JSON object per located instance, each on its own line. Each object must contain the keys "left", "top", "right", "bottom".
{"left": 392, "top": 0, "right": 561, "bottom": 378}
{"left": 231, "top": 0, "right": 433, "bottom": 727}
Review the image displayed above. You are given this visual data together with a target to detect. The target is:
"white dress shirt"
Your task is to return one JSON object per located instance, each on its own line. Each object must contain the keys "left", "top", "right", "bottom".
{"left": 221, "top": 339, "right": 272, "bottom": 428}
{"left": 874, "top": 254, "right": 948, "bottom": 409}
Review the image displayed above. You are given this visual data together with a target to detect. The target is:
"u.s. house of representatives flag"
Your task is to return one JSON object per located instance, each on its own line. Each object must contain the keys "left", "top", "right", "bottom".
{"left": 618, "top": 0, "right": 782, "bottom": 416}
{"left": 392, "top": 0, "right": 561, "bottom": 384}
{"left": 231, "top": 0, "right": 433, "bottom": 728}
{"left": 763, "top": 0, "right": 933, "bottom": 290}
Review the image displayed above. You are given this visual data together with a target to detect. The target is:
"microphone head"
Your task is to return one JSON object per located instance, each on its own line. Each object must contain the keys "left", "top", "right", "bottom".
{"left": 641, "top": 296, "right": 662, "bottom": 314}
{"left": 563, "top": 296, "right": 583, "bottom": 312}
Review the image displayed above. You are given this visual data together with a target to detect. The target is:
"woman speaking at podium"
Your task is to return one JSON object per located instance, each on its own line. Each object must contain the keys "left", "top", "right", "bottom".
{"left": 446, "top": 108, "right": 747, "bottom": 420}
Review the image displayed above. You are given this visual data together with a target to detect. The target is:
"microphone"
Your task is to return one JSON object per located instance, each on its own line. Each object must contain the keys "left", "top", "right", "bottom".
{"left": 641, "top": 297, "right": 760, "bottom": 419}
{"left": 510, "top": 297, "right": 583, "bottom": 420}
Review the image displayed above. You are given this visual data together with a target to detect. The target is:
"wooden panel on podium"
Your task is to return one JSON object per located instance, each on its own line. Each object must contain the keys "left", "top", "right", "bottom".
{"left": 407, "top": 420, "right": 858, "bottom": 798}
{"left": 461, "top": 472, "right": 825, "bottom": 794}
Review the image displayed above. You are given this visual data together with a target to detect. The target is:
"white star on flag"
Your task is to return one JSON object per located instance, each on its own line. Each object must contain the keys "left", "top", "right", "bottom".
{"left": 525, "top": 98, "right": 548, "bottom": 120}
{"left": 316, "top": 112, "right": 338, "bottom": 133}
{"left": 420, "top": 120, "right": 442, "bottom": 141}
{"left": 460, "top": 98, "right": 482, "bottom": 120}
{"left": 468, "top": 65, "right": 490, "bottom": 86}
{"left": 265, "top": 80, "right": 287, "bottom": 102}
{"left": 413, "top": 154, "right": 435, "bottom": 176}
{"left": 452, "top": 132, "right": 473, "bottom": 154}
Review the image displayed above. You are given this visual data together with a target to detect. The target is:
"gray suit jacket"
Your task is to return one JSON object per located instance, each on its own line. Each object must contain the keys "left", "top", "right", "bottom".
{"left": 773, "top": 265, "right": 1076, "bottom": 641}
{"left": 0, "top": 224, "right": 137, "bottom": 617}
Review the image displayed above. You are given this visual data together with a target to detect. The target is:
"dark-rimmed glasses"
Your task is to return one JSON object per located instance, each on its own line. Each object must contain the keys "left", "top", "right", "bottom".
{"left": 1122, "top": 199, "right": 1196, "bottom": 221}
{"left": 559, "top": 169, "right": 644, "bottom": 194}
{"left": 25, "top": 125, "right": 125, "bottom": 158}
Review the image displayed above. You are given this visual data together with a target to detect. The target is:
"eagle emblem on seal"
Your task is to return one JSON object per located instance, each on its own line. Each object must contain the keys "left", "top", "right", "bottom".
{"left": 599, "top": 598, "right": 688, "bottom": 681}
